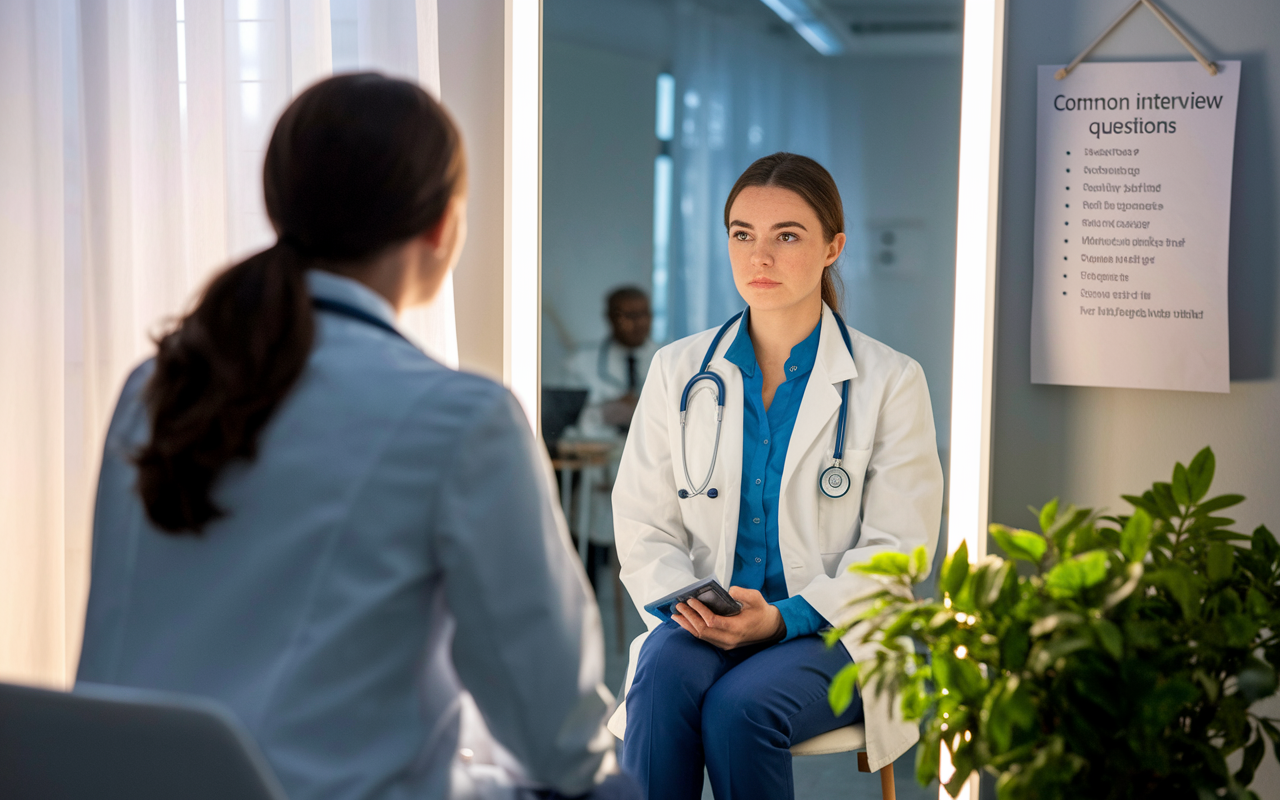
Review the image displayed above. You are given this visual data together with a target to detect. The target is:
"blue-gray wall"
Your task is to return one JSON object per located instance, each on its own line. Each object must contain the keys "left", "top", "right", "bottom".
{"left": 993, "top": 1, "right": 1280, "bottom": 788}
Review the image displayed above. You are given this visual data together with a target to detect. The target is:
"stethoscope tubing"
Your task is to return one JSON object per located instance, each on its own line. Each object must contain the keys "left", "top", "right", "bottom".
{"left": 312, "top": 298, "right": 414, "bottom": 347}
{"left": 677, "top": 313, "right": 741, "bottom": 499}
{"left": 679, "top": 309, "right": 855, "bottom": 500}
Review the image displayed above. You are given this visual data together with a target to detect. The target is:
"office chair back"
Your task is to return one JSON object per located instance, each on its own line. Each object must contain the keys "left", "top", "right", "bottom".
{"left": 0, "top": 681, "right": 288, "bottom": 800}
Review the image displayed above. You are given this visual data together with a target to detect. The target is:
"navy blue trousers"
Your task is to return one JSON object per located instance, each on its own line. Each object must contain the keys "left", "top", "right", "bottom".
{"left": 619, "top": 622, "right": 864, "bottom": 800}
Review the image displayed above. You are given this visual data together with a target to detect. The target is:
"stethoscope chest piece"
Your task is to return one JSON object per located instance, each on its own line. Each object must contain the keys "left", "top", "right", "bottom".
{"left": 819, "top": 464, "right": 851, "bottom": 499}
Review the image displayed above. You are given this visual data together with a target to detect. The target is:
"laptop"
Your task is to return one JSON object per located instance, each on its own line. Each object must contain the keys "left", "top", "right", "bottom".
{"left": 541, "top": 387, "right": 589, "bottom": 454}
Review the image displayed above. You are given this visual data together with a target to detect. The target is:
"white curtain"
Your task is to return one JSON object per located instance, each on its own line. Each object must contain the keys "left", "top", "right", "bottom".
{"left": 0, "top": 0, "right": 447, "bottom": 688}
{"left": 664, "top": 0, "right": 847, "bottom": 340}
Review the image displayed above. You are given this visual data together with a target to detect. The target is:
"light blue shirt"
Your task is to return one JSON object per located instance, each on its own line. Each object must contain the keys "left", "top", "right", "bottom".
{"left": 77, "top": 270, "right": 615, "bottom": 800}
{"left": 723, "top": 313, "right": 828, "bottom": 641}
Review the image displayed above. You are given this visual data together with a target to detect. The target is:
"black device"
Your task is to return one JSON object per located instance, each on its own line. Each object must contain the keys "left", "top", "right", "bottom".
{"left": 540, "top": 387, "right": 589, "bottom": 454}
{"left": 644, "top": 577, "right": 743, "bottom": 622}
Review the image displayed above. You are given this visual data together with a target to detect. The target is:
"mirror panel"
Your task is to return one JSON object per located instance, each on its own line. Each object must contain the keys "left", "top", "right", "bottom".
{"left": 539, "top": 4, "right": 963, "bottom": 794}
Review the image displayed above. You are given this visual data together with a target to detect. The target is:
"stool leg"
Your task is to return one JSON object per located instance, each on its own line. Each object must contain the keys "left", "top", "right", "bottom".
{"left": 879, "top": 764, "right": 895, "bottom": 800}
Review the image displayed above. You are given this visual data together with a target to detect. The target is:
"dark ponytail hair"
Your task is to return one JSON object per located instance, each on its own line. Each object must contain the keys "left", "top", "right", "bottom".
{"left": 136, "top": 73, "right": 465, "bottom": 534}
{"left": 724, "top": 152, "right": 845, "bottom": 313}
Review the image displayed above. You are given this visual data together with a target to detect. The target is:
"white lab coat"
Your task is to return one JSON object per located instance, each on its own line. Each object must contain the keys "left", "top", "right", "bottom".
{"left": 608, "top": 304, "right": 943, "bottom": 772}
{"left": 78, "top": 271, "right": 618, "bottom": 800}
{"left": 563, "top": 338, "right": 660, "bottom": 545}
{"left": 565, "top": 338, "right": 659, "bottom": 439}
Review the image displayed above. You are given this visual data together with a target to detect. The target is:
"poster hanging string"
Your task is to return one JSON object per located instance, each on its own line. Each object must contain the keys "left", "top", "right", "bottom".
{"left": 1055, "top": 0, "right": 1217, "bottom": 80}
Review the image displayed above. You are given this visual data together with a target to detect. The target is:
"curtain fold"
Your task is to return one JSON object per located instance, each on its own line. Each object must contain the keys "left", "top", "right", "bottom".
{"left": 0, "top": 0, "right": 445, "bottom": 688}
{"left": 351, "top": 0, "right": 457, "bottom": 367}
{"left": 0, "top": 0, "right": 68, "bottom": 688}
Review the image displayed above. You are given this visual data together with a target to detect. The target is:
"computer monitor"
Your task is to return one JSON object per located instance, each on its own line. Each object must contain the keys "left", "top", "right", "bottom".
{"left": 541, "top": 388, "right": 589, "bottom": 453}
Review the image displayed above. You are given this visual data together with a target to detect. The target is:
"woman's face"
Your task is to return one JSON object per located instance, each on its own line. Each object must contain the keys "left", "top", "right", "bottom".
{"left": 726, "top": 185, "right": 845, "bottom": 316}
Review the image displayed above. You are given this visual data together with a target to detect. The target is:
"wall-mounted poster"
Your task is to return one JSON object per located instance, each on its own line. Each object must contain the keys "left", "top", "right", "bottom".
{"left": 1030, "top": 60, "right": 1240, "bottom": 393}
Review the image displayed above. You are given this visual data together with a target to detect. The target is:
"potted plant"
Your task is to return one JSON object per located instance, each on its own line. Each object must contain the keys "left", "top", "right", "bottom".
{"left": 828, "top": 448, "right": 1280, "bottom": 799}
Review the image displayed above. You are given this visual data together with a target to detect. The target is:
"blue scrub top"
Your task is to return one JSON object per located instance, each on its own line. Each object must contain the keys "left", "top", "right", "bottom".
{"left": 723, "top": 312, "right": 828, "bottom": 641}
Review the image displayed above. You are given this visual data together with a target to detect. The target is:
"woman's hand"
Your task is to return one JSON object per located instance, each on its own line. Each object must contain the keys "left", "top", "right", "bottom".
{"left": 672, "top": 587, "right": 785, "bottom": 650}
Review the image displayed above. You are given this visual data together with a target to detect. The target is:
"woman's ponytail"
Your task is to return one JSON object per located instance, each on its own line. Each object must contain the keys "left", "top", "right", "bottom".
{"left": 136, "top": 244, "right": 314, "bottom": 532}
{"left": 136, "top": 73, "right": 464, "bottom": 534}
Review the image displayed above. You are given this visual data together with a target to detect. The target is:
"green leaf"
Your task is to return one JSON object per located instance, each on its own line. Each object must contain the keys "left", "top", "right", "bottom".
{"left": 828, "top": 662, "right": 860, "bottom": 715}
{"left": 1124, "top": 619, "right": 1161, "bottom": 650}
{"left": 972, "top": 560, "right": 1013, "bottom": 610}
{"left": 935, "top": 650, "right": 986, "bottom": 698}
{"left": 1192, "top": 493, "right": 1245, "bottom": 517}
{"left": 1028, "top": 635, "right": 1092, "bottom": 675}
{"left": 911, "top": 545, "right": 930, "bottom": 580}
{"left": 900, "top": 679, "right": 931, "bottom": 720}
{"left": 1001, "top": 624, "right": 1031, "bottom": 671}
{"left": 1152, "top": 482, "right": 1181, "bottom": 519}
{"left": 927, "top": 608, "right": 959, "bottom": 634}
{"left": 1246, "top": 587, "right": 1270, "bottom": 618}
{"left": 1124, "top": 493, "right": 1164, "bottom": 521}
{"left": 1172, "top": 462, "right": 1192, "bottom": 506}
{"left": 944, "top": 767, "right": 971, "bottom": 799}
{"left": 1120, "top": 507, "right": 1152, "bottom": 563}
{"left": 1141, "top": 677, "right": 1200, "bottom": 733}
{"left": 1146, "top": 564, "right": 1202, "bottom": 620}
{"left": 1196, "top": 517, "right": 1237, "bottom": 531}
{"left": 990, "top": 524, "right": 1048, "bottom": 564}
{"left": 1253, "top": 526, "right": 1280, "bottom": 562}
{"left": 1207, "top": 541, "right": 1235, "bottom": 582}
{"left": 1237, "top": 658, "right": 1279, "bottom": 703}
{"left": 1029, "top": 612, "right": 1083, "bottom": 638}
{"left": 1259, "top": 719, "right": 1280, "bottom": 766}
{"left": 985, "top": 676, "right": 1036, "bottom": 755}
{"left": 1092, "top": 618, "right": 1124, "bottom": 660}
{"left": 852, "top": 551, "right": 911, "bottom": 577}
{"left": 1044, "top": 551, "right": 1110, "bottom": 598}
{"left": 1192, "top": 669, "right": 1221, "bottom": 703}
{"left": 1048, "top": 506, "right": 1093, "bottom": 552}
{"left": 944, "top": 541, "right": 969, "bottom": 597}
{"left": 1039, "top": 498, "right": 1060, "bottom": 534}
{"left": 1187, "top": 447, "right": 1215, "bottom": 504}
{"left": 1221, "top": 614, "right": 1260, "bottom": 648}
{"left": 1104, "top": 562, "right": 1145, "bottom": 609}
{"left": 915, "top": 725, "right": 940, "bottom": 785}
{"left": 1236, "top": 727, "right": 1266, "bottom": 786}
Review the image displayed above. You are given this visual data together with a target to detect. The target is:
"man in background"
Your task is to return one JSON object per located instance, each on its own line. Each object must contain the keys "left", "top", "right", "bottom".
{"left": 561, "top": 287, "right": 657, "bottom": 589}
{"left": 566, "top": 286, "right": 657, "bottom": 436}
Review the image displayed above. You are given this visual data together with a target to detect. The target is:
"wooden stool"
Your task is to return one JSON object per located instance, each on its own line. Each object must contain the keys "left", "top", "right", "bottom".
{"left": 790, "top": 723, "right": 896, "bottom": 800}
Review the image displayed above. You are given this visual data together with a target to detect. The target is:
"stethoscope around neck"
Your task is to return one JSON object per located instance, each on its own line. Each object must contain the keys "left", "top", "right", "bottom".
{"left": 678, "top": 309, "right": 857, "bottom": 501}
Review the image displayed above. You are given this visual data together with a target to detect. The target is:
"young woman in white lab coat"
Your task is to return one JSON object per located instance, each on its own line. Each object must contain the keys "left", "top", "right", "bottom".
{"left": 611, "top": 153, "right": 944, "bottom": 800}
{"left": 76, "top": 74, "right": 634, "bottom": 800}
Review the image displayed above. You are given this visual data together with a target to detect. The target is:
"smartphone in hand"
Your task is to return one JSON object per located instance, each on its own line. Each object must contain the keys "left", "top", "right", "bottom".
{"left": 643, "top": 577, "right": 743, "bottom": 622}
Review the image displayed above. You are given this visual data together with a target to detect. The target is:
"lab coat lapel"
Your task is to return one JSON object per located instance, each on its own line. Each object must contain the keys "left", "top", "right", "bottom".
{"left": 780, "top": 306, "right": 858, "bottom": 499}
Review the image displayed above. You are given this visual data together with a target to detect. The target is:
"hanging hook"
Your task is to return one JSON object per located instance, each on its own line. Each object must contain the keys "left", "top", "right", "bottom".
{"left": 1055, "top": 0, "right": 1217, "bottom": 81}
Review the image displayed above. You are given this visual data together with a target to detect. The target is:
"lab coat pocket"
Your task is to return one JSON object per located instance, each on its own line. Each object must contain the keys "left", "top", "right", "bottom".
{"left": 817, "top": 447, "right": 873, "bottom": 561}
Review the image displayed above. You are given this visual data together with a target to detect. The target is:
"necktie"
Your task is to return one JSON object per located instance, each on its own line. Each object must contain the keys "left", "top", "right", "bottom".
{"left": 627, "top": 354, "right": 638, "bottom": 392}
